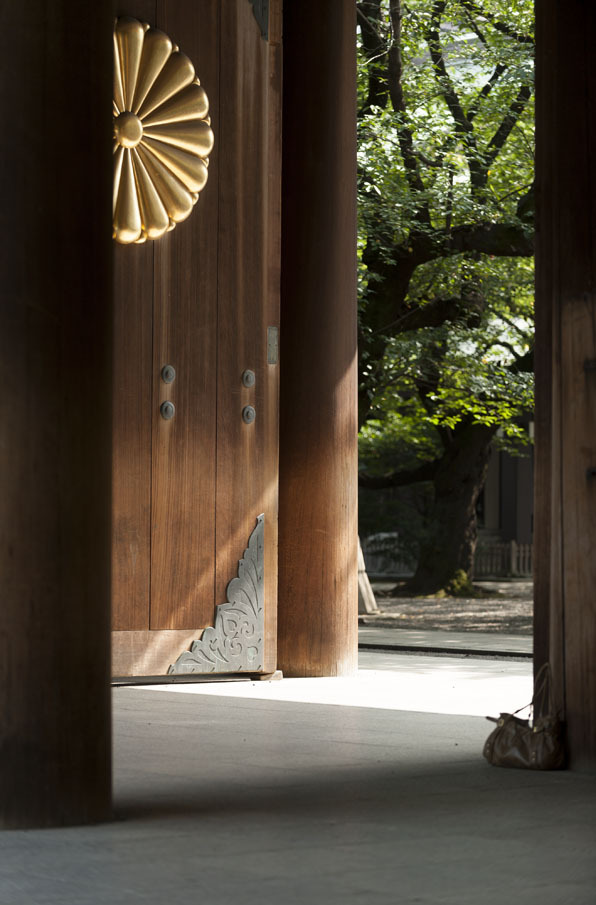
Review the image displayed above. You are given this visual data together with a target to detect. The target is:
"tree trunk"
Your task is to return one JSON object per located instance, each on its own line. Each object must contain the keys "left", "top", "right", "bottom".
{"left": 405, "top": 422, "right": 496, "bottom": 595}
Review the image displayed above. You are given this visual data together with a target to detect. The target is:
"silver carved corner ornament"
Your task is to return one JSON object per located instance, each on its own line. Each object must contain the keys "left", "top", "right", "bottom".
{"left": 169, "top": 515, "right": 265, "bottom": 675}
{"left": 113, "top": 16, "right": 214, "bottom": 244}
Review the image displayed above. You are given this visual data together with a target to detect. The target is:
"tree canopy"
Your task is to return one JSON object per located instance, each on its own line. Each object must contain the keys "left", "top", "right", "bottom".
{"left": 357, "top": 0, "right": 535, "bottom": 592}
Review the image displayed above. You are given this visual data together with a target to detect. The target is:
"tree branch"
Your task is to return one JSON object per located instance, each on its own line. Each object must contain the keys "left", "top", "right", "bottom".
{"left": 468, "top": 64, "right": 507, "bottom": 122}
{"left": 425, "top": 2, "right": 471, "bottom": 137}
{"left": 359, "top": 458, "right": 441, "bottom": 489}
{"left": 425, "top": 1, "right": 487, "bottom": 190}
{"left": 515, "top": 182, "right": 534, "bottom": 223}
{"left": 498, "top": 310, "right": 533, "bottom": 341}
{"left": 486, "top": 84, "right": 533, "bottom": 168}
{"left": 358, "top": 1, "right": 390, "bottom": 115}
{"left": 486, "top": 339, "right": 524, "bottom": 361}
{"left": 508, "top": 345, "right": 534, "bottom": 374}
{"left": 390, "top": 295, "right": 466, "bottom": 333}
{"left": 458, "top": 0, "right": 534, "bottom": 46}
{"left": 386, "top": 0, "right": 430, "bottom": 223}
{"left": 446, "top": 221, "right": 533, "bottom": 257}
{"left": 360, "top": 218, "right": 533, "bottom": 350}
{"left": 460, "top": 4, "right": 488, "bottom": 46}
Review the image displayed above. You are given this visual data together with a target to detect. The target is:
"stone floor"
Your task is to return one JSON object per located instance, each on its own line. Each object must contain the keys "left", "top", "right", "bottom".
{"left": 1, "top": 647, "right": 594, "bottom": 905}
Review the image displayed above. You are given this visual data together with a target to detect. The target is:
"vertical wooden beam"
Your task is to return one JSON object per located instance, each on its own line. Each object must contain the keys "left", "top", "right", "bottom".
{"left": 535, "top": 0, "right": 596, "bottom": 769}
{"left": 278, "top": 0, "right": 358, "bottom": 676}
{"left": 215, "top": 0, "right": 282, "bottom": 672}
{"left": 533, "top": 0, "right": 557, "bottom": 694}
{"left": 0, "top": 4, "right": 113, "bottom": 826}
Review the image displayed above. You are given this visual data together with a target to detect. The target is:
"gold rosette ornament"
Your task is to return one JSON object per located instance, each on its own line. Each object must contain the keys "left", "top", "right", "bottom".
{"left": 113, "top": 17, "right": 214, "bottom": 244}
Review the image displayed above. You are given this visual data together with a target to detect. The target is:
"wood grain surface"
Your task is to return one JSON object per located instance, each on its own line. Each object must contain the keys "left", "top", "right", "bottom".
{"left": 112, "top": 0, "right": 281, "bottom": 668}
{"left": 112, "top": 240, "right": 154, "bottom": 630}
{"left": 112, "top": 629, "right": 204, "bottom": 676}
{"left": 0, "top": 1, "right": 113, "bottom": 827}
{"left": 277, "top": 0, "right": 359, "bottom": 677}
{"left": 215, "top": 0, "right": 281, "bottom": 672}
{"left": 150, "top": 0, "right": 220, "bottom": 630}
{"left": 112, "top": 0, "right": 159, "bottom": 632}
{"left": 535, "top": 0, "right": 596, "bottom": 768}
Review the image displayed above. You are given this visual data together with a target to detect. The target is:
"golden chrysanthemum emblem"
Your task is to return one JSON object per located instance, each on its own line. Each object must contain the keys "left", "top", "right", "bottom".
{"left": 113, "top": 17, "right": 214, "bottom": 244}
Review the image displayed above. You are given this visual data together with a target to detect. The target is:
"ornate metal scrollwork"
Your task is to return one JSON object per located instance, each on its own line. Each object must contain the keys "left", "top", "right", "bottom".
{"left": 113, "top": 17, "right": 214, "bottom": 244}
{"left": 168, "top": 515, "right": 265, "bottom": 675}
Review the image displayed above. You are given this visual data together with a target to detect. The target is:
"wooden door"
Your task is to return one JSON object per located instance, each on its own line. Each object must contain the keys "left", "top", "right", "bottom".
{"left": 111, "top": 0, "right": 281, "bottom": 677}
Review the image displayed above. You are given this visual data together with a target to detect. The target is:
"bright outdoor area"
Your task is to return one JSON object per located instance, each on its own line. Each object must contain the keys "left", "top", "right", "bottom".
{"left": 356, "top": 0, "right": 535, "bottom": 653}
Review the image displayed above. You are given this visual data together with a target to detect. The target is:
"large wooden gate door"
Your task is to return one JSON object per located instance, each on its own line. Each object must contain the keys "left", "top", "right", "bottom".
{"left": 111, "top": 0, "right": 281, "bottom": 677}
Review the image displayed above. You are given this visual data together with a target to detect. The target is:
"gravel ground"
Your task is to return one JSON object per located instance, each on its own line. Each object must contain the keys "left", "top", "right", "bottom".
{"left": 362, "top": 579, "right": 533, "bottom": 635}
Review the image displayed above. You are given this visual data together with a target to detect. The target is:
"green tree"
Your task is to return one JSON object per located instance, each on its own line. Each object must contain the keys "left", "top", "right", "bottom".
{"left": 357, "top": 0, "right": 534, "bottom": 593}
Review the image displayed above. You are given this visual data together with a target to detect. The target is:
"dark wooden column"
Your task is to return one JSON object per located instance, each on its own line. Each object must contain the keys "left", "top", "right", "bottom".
{"left": 534, "top": 0, "right": 596, "bottom": 769}
{"left": 278, "top": 0, "right": 358, "bottom": 676}
{"left": 0, "top": 4, "right": 113, "bottom": 826}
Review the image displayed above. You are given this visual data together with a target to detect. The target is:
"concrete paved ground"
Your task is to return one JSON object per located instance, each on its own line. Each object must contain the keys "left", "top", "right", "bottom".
{"left": 358, "top": 624, "right": 532, "bottom": 655}
{"left": 1, "top": 650, "right": 594, "bottom": 905}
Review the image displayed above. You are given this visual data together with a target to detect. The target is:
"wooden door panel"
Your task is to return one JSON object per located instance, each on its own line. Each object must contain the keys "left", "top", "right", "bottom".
{"left": 112, "top": 0, "right": 281, "bottom": 673}
{"left": 215, "top": 0, "right": 282, "bottom": 671}
{"left": 112, "top": 244, "right": 154, "bottom": 631}
{"left": 149, "top": 0, "right": 220, "bottom": 630}
{"left": 111, "top": 5, "right": 157, "bottom": 632}
{"left": 150, "top": 225, "right": 219, "bottom": 630}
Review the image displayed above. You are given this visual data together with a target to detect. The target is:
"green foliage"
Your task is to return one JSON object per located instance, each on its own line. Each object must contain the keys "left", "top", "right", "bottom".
{"left": 358, "top": 0, "right": 534, "bottom": 235}
{"left": 358, "top": 0, "right": 535, "bottom": 479}
{"left": 444, "top": 569, "right": 475, "bottom": 597}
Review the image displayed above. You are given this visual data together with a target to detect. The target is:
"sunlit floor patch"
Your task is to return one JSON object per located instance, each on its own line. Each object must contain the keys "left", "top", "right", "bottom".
{"left": 135, "top": 650, "right": 533, "bottom": 718}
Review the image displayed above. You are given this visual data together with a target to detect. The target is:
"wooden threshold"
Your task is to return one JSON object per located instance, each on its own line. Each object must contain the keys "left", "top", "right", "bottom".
{"left": 112, "top": 630, "right": 280, "bottom": 680}
{"left": 112, "top": 630, "right": 204, "bottom": 678}
{"left": 112, "top": 670, "right": 284, "bottom": 686}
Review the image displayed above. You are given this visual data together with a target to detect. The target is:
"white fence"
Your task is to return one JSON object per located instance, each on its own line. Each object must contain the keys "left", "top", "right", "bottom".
{"left": 362, "top": 534, "right": 533, "bottom": 578}
{"left": 474, "top": 541, "right": 533, "bottom": 577}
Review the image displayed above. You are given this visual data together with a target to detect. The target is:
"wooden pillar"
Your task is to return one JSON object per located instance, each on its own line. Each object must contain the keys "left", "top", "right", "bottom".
{"left": 278, "top": 0, "right": 358, "bottom": 676}
{"left": 0, "top": 4, "right": 113, "bottom": 826}
{"left": 534, "top": 0, "right": 596, "bottom": 769}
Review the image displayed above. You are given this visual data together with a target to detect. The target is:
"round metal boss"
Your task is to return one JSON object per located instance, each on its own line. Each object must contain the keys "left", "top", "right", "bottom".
{"left": 160, "top": 401, "right": 176, "bottom": 420}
